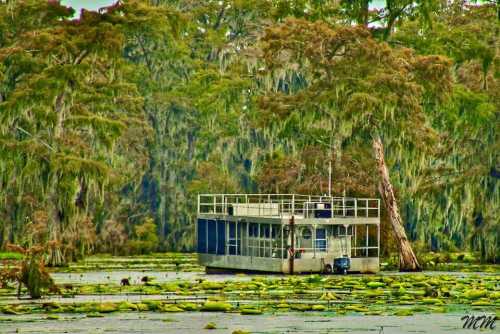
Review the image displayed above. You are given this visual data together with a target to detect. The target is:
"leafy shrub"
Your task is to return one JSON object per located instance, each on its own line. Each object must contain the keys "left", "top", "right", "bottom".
{"left": 126, "top": 218, "right": 159, "bottom": 254}
{"left": 0, "top": 244, "right": 56, "bottom": 299}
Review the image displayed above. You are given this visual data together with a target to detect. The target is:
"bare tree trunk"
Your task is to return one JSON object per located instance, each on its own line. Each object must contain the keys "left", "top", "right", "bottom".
{"left": 46, "top": 91, "right": 66, "bottom": 267}
{"left": 372, "top": 135, "right": 421, "bottom": 272}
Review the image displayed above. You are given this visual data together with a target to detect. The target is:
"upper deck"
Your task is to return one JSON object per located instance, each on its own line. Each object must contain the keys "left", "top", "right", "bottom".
{"left": 197, "top": 194, "right": 380, "bottom": 223}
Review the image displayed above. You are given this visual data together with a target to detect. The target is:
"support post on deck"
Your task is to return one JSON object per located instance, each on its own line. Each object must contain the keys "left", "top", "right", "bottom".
{"left": 246, "top": 222, "right": 250, "bottom": 257}
{"left": 281, "top": 224, "right": 284, "bottom": 260}
{"left": 289, "top": 215, "right": 295, "bottom": 274}
{"left": 377, "top": 224, "right": 380, "bottom": 257}
{"left": 313, "top": 225, "right": 316, "bottom": 258}
{"left": 366, "top": 224, "right": 369, "bottom": 257}
{"left": 197, "top": 194, "right": 201, "bottom": 214}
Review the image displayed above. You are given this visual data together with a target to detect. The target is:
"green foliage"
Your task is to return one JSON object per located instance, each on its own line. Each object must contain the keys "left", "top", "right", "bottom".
{"left": 0, "top": 244, "right": 55, "bottom": 299}
{"left": 126, "top": 218, "right": 159, "bottom": 255}
{"left": 0, "top": 0, "right": 497, "bottom": 262}
{"left": 0, "top": 252, "right": 23, "bottom": 260}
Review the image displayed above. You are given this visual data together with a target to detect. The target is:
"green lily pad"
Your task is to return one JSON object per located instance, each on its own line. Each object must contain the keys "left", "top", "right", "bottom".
{"left": 240, "top": 308, "right": 263, "bottom": 315}
{"left": 204, "top": 322, "right": 217, "bottom": 329}
{"left": 201, "top": 301, "right": 232, "bottom": 312}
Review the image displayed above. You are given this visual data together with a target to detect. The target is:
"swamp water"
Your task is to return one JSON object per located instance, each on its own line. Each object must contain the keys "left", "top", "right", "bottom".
{"left": 0, "top": 312, "right": 494, "bottom": 334}
{"left": 0, "top": 254, "right": 498, "bottom": 333}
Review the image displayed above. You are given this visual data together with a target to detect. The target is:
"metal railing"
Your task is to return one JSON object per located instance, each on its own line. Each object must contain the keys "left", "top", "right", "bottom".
{"left": 198, "top": 194, "right": 380, "bottom": 219}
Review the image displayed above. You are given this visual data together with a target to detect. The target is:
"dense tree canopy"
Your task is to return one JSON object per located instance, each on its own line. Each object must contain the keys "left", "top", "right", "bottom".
{"left": 0, "top": 0, "right": 498, "bottom": 264}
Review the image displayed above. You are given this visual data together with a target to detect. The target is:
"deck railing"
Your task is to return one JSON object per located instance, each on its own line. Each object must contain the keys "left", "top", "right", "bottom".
{"left": 198, "top": 194, "right": 380, "bottom": 219}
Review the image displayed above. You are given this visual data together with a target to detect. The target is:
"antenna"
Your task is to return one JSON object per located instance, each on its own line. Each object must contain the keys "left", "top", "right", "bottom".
{"left": 328, "top": 159, "right": 332, "bottom": 197}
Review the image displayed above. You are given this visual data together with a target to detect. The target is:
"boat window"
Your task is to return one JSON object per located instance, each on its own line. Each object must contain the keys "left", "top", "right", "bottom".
{"left": 249, "top": 223, "right": 258, "bottom": 237}
{"left": 315, "top": 228, "right": 327, "bottom": 252}
{"left": 260, "top": 225, "right": 270, "bottom": 238}
{"left": 302, "top": 227, "right": 312, "bottom": 240}
{"left": 197, "top": 219, "right": 207, "bottom": 253}
{"left": 331, "top": 225, "right": 353, "bottom": 237}
{"left": 271, "top": 226, "right": 277, "bottom": 238}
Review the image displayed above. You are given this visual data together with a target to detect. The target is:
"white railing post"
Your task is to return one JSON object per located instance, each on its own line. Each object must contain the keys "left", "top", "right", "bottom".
{"left": 331, "top": 197, "right": 334, "bottom": 217}
{"left": 354, "top": 199, "right": 357, "bottom": 218}
{"left": 267, "top": 194, "right": 271, "bottom": 216}
{"left": 377, "top": 224, "right": 380, "bottom": 257}
{"left": 366, "top": 224, "right": 369, "bottom": 257}
{"left": 292, "top": 194, "right": 295, "bottom": 215}
{"left": 377, "top": 199, "right": 380, "bottom": 218}
{"left": 312, "top": 225, "right": 316, "bottom": 258}
{"left": 197, "top": 194, "right": 200, "bottom": 214}
{"left": 342, "top": 197, "right": 346, "bottom": 217}
{"left": 213, "top": 195, "right": 216, "bottom": 214}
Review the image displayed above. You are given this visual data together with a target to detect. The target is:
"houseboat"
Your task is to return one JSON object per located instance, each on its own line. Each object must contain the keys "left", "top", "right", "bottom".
{"left": 196, "top": 194, "right": 380, "bottom": 274}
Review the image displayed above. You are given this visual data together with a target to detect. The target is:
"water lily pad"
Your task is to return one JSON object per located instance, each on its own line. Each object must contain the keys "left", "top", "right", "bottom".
{"left": 471, "top": 299, "right": 493, "bottom": 306}
{"left": 345, "top": 305, "right": 369, "bottom": 312}
{"left": 118, "top": 301, "right": 138, "bottom": 311}
{"left": 162, "top": 305, "right": 184, "bottom": 312}
{"left": 201, "top": 301, "right": 232, "bottom": 312}
{"left": 319, "top": 292, "right": 337, "bottom": 300}
{"left": 179, "top": 303, "right": 199, "bottom": 311}
{"left": 421, "top": 298, "right": 442, "bottom": 305}
{"left": 367, "top": 282, "right": 385, "bottom": 289}
{"left": 137, "top": 303, "right": 149, "bottom": 311}
{"left": 430, "top": 306, "right": 447, "bottom": 313}
{"left": 86, "top": 312, "right": 104, "bottom": 318}
{"left": 232, "top": 330, "right": 250, "bottom": 334}
{"left": 240, "top": 308, "right": 263, "bottom": 315}
{"left": 201, "top": 281, "right": 224, "bottom": 290}
{"left": 275, "top": 303, "right": 290, "bottom": 309}
{"left": 312, "top": 305, "right": 326, "bottom": 311}
{"left": 204, "top": 322, "right": 217, "bottom": 329}
{"left": 393, "top": 309, "right": 414, "bottom": 316}
{"left": 464, "top": 290, "right": 488, "bottom": 300}
{"left": 97, "top": 303, "right": 118, "bottom": 313}
{"left": 291, "top": 304, "right": 311, "bottom": 311}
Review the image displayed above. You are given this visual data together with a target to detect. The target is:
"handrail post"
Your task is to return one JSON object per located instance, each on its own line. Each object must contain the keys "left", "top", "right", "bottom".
{"left": 197, "top": 194, "right": 200, "bottom": 214}
{"left": 354, "top": 199, "right": 357, "bottom": 218}
{"left": 331, "top": 197, "right": 333, "bottom": 218}
{"left": 377, "top": 224, "right": 380, "bottom": 257}
{"left": 366, "top": 224, "right": 369, "bottom": 257}
{"left": 292, "top": 194, "right": 295, "bottom": 215}
{"left": 342, "top": 197, "right": 346, "bottom": 217}
{"left": 268, "top": 194, "right": 271, "bottom": 216}
{"left": 213, "top": 196, "right": 216, "bottom": 214}
{"left": 377, "top": 199, "right": 380, "bottom": 218}
{"left": 245, "top": 194, "right": 248, "bottom": 216}
{"left": 289, "top": 215, "right": 295, "bottom": 274}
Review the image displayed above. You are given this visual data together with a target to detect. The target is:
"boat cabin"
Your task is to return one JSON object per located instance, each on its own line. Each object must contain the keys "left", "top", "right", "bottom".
{"left": 196, "top": 194, "right": 380, "bottom": 274}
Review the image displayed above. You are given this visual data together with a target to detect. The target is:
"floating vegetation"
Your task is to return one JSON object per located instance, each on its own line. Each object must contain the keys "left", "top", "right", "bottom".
{"left": 0, "top": 255, "right": 498, "bottom": 320}
{"left": 200, "top": 301, "right": 232, "bottom": 312}
{"left": 52, "top": 253, "right": 203, "bottom": 273}
{"left": 204, "top": 322, "right": 217, "bottom": 329}
{"left": 232, "top": 330, "right": 250, "bottom": 334}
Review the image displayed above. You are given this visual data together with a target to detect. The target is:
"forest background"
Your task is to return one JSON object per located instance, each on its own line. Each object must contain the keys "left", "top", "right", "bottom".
{"left": 0, "top": 0, "right": 497, "bottom": 267}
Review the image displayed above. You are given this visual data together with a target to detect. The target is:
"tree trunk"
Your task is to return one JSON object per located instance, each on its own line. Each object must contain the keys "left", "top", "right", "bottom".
{"left": 372, "top": 135, "right": 421, "bottom": 271}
